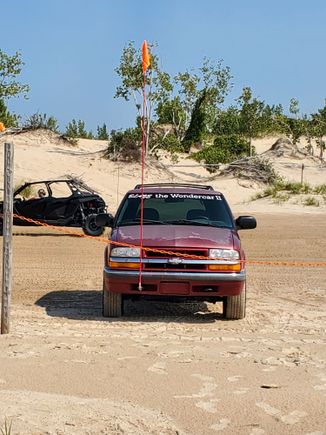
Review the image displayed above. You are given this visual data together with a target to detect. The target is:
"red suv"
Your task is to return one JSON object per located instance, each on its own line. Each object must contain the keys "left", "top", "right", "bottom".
{"left": 99, "top": 184, "right": 256, "bottom": 319}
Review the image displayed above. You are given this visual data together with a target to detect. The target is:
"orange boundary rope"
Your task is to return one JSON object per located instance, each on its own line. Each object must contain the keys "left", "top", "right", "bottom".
{"left": 5, "top": 213, "right": 326, "bottom": 268}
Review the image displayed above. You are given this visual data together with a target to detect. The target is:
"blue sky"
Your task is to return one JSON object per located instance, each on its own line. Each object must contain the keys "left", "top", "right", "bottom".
{"left": 2, "top": 0, "right": 326, "bottom": 132}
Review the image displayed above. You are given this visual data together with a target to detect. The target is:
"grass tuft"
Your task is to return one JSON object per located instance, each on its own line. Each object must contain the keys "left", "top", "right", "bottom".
{"left": 314, "top": 184, "right": 326, "bottom": 195}
{"left": 0, "top": 419, "right": 12, "bottom": 435}
{"left": 252, "top": 180, "right": 325, "bottom": 206}
{"left": 303, "top": 196, "right": 320, "bottom": 207}
{"left": 272, "top": 192, "right": 290, "bottom": 204}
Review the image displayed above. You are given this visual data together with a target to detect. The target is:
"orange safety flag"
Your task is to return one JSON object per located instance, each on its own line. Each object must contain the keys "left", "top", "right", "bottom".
{"left": 142, "top": 40, "right": 151, "bottom": 73}
{"left": 0, "top": 122, "right": 5, "bottom": 132}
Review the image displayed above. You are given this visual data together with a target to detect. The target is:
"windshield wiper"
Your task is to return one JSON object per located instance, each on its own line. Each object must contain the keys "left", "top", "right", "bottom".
{"left": 118, "top": 218, "right": 166, "bottom": 226}
{"left": 164, "top": 219, "right": 214, "bottom": 227}
{"left": 164, "top": 219, "right": 231, "bottom": 228}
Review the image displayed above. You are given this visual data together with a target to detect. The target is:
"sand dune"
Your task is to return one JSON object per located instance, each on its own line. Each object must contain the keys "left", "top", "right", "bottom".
{"left": 0, "top": 129, "right": 325, "bottom": 215}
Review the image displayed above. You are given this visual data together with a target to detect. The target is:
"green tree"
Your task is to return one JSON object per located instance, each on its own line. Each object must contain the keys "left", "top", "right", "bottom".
{"left": 0, "top": 49, "right": 29, "bottom": 99}
{"left": 199, "top": 58, "right": 232, "bottom": 131}
{"left": 275, "top": 98, "right": 305, "bottom": 145}
{"left": 77, "top": 119, "right": 93, "bottom": 138}
{"left": 0, "top": 49, "right": 29, "bottom": 128}
{"left": 182, "top": 90, "right": 207, "bottom": 151}
{"left": 65, "top": 119, "right": 93, "bottom": 139}
{"left": 0, "top": 98, "right": 18, "bottom": 127}
{"left": 309, "top": 101, "right": 326, "bottom": 159}
{"left": 276, "top": 114, "right": 304, "bottom": 145}
{"left": 289, "top": 98, "right": 300, "bottom": 118}
{"left": 175, "top": 58, "right": 232, "bottom": 136}
{"left": 155, "top": 96, "right": 186, "bottom": 140}
{"left": 96, "top": 123, "right": 109, "bottom": 140}
{"left": 302, "top": 114, "right": 314, "bottom": 156}
{"left": 174, "top": 71, "right": 200, "bottom": 130}
{"left": 65, "top": 119, "right": 78, "bottom": 138}
{"left": 215, "top": 106, "right": 241, "bottom": 136}
{"left": 236, "top": 87, "right": 266, "bottom": 156}
{"left": 260, "top": 103, "right": 284, "bottom": 135}
{"left": 115, "top": 41, "right": 172, "bottom": 154}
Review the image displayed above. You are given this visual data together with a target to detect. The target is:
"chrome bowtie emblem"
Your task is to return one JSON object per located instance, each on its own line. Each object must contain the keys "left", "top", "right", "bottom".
{"left": 168, "top": 257, "right": 183, "bottom": 264}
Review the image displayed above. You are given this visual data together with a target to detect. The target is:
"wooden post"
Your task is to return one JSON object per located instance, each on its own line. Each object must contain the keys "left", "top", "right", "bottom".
{"left": 301, "top": 163, "right": 305, "bottom": 185}
{"left": 1, "top": 142, "right": 14, "bottom": 334}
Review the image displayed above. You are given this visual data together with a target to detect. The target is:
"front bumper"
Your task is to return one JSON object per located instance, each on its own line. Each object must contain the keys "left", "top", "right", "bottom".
{"left": 104, "top": 267, "right": 246, "bottom": 297}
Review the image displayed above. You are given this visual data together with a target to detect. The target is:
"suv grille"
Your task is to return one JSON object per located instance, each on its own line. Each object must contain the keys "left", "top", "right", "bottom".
{"left": 144, "top": 248, "right": 208, "bottom": 271}
{"left": 145, "top": 249, "right": 207, "bottom": 258}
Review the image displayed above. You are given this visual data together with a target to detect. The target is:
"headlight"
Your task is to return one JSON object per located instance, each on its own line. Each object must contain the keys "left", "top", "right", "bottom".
{"left": 209, "top": 249, "right": 239, "bottom": 260}
{"left": 110, "top": 247, "right": 140, "bottom": 257}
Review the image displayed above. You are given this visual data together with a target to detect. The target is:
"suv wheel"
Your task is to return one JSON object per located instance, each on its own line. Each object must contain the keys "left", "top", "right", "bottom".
{"left": 103, "top": 281, "right": 123, "bottom": 317}
{"left": 83, "top": 214, "right": 105, "bottom": 236}
{"left": 223, "top": 283, "right": 246, "bottom": 320}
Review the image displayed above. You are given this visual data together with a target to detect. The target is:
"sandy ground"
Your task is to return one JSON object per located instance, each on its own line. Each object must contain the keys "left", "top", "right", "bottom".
{"left": 0, "top": 130, "right": 325, "bottom": 433}
{"left": 0, "top": 213, "right": 325, "bottom": 434}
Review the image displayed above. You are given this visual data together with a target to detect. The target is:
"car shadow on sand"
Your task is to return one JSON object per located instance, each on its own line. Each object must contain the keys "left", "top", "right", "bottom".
{"left": 35, "top": 290, "right": 224, "bottom": 323}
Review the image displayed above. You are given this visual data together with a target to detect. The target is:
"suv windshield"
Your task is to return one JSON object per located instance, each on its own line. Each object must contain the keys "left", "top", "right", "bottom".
{"left": 115, "top": 192, "right": 233, "bottom": 228}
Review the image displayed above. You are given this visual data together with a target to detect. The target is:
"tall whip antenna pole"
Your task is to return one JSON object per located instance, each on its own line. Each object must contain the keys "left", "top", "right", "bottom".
{"left": 138, "top": 40, "right": 150, "bottom": 291}
{"left": 138, "top": 74, "right": 147, "bottom": 291}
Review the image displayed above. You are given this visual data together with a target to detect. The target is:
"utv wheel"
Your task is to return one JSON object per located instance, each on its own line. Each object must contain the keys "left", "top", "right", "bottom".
{"left": 83, "top": 214, "right": 105, "bottom": 236}
{"left": 103, "top": 282, "right": 123, "bottom": 317}
{"left": 223, "top": 283, "right": 246, "bottom": 320}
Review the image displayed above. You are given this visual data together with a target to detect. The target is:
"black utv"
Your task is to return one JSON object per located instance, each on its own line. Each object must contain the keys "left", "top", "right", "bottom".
{"left": 0, "top": 178, "right": 107, "bottom": 236}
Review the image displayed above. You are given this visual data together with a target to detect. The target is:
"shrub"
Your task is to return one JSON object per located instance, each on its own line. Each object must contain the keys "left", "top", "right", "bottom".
{"left": 314, "top": 184, "right": 326, "bottom": 195}
{"left": 214, "top": 134, "right": 251, "bottom": 156}
{"left": 300, "top": 183, "right": 313, "bottom": 194}
{"left": 303, "top": 196, "right": 320, "bottom": 206}
{"left": 259, "top": 181, "right": 314, "bottom": 198}
{"left": 190, "top": 134, "right": 251, "bottom": 172}
{"left": 273, "top": 192, "right": 290, "bottom": 203}
{"left": 283, "top": 182, "right": 302, "bottom": 194}
{"left": 282, "top": 182, "right": 312, "bottom": 194}
{"left": 252, "top": 180, "right": 326, "bottom": 206}
{"left": 23, "top": 113, "right": 59, "bottom": 132}
{"left": 151, "top": 133, "right": 183, "bottom": 160}
{"left": 105, "top": 128, "right": 141, "bottom": 162}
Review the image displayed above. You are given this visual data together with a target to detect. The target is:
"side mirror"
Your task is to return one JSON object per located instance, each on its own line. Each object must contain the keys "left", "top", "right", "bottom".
{"left": 235, "top": 215, "right": 257, "bottom": 230}
{"left": 95, "top": 213, "right": 114, "bottom": 228}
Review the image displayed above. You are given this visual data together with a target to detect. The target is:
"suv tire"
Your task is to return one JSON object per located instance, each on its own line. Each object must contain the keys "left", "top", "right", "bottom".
{"left": 83, "top": 214, "right": 105, "bottom": 236}
{"left": 103, "top": 281, "right": 123, "bottom": 317}
{"left": 223, "top": 283, "right": 246, "bottom": 320}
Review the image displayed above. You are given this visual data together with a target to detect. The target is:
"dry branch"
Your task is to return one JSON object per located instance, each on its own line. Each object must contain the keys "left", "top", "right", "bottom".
{"left": 221, "top": 156, "right": 279, "bottom": 184}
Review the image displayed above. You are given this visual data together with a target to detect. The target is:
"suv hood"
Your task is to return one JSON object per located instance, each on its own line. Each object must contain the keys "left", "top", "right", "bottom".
{"left": 111, "top": 225, "right": 239, "bottom": 250}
